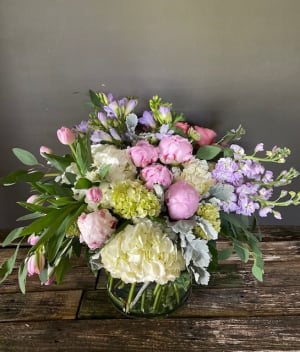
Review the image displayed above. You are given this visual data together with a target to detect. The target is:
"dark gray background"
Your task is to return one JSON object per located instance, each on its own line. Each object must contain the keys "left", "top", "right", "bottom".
{"left": 0, "top": 0, "right": 299, "bottom": 228}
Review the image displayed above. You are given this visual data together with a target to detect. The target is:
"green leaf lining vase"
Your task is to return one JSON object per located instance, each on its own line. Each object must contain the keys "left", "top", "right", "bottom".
{"left": 106, "top": 270, "right": 192, "bottom": 318}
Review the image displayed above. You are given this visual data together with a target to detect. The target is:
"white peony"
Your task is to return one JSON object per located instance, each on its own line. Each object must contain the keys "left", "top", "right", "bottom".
{"left": 91, "top": 144, "right": 136, "bottom": 182}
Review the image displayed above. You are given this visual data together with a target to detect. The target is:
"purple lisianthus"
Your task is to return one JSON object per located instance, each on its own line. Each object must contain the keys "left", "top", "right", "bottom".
{"left": 91, "top": 130, "right": 112, "bottom": 143}
{"left": 139, "top": 111, "right": 156, "bottom": 128}
{"left": 75, "top": 120, "right": 89, "bottom": 133}
{"left": 155, "top": 124, "right": 174, "bottom": 140}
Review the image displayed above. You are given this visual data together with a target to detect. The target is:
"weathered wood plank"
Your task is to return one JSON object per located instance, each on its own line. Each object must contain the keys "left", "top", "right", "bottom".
{"left": 78, "top": 285, "right": 300, "bottom": 319}
{"left": 0, "top": 290, "right": 82, "bottom": 322}
{"left": 0, "top": 317, "right": 299, "bottom": 351}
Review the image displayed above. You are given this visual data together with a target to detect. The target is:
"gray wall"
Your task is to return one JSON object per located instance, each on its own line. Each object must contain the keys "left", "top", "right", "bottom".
{"left": 0, "top": 0, "right": 299, "bottom": 228}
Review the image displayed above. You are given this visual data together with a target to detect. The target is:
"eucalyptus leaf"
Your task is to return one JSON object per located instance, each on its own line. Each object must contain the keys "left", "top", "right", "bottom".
{"left": 12, "top": 148, "right": 38, "bottom": 166}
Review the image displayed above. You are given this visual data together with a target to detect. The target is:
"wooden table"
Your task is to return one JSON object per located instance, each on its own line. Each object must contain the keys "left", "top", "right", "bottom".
{"left": 0, "top": 226, "right": 300, "bottom": 351}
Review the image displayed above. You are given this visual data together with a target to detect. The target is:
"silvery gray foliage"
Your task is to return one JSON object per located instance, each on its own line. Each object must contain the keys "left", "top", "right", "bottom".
{"left": 168, "top": 219, "right": 211, "bottom": 285}
{"left": 209, "top": 183, "right": 234, "bottom": 202}
{"left": 125, "top": 113, "right": 138, "bottom": 139}
{"left": 89, "top": 251, "right": 103, "bottom": 272}
{"left": 195, "top": 216, "right": 218, "bottom": 240}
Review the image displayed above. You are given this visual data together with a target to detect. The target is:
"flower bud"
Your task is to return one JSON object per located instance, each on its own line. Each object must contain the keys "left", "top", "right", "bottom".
{"left": 40, "top": 146, "right": 53, "bottom": 156}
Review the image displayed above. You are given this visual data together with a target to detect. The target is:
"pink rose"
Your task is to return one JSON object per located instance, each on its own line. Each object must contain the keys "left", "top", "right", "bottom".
{"left": 57, "top": 127, "right": 75, "bottom": 145}
{"left": 77, "top": 210, "right": 117, "bottom": 250}
{"left": 158, "top": 135, "right": 193, "bottom": 164}
{"left": 175, "top": 122, "right": 190, "bottom": 134}
{"left": 141, "top": 164, "right": 173, "bottom": 189}
{"left": 27, "top": 253, "right": 45, "bottom": 276}
{"left": 86, "top": 187, "right": 102, "bottom": 204}
{"left": 129, "top": 140, "right": 158, "bottom": 167}
{"left": 194, "top": 126, "right": 217, "bottom": 146}
{"left": 165, "top": 180, "right": 200, "bottom": 220}
{"left": 40, "top": 146, "right": 53, "bottom": 156}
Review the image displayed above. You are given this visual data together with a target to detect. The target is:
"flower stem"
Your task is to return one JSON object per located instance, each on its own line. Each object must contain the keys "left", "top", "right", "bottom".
{"left": 152, "top": 284, "right": 162, "bottom": 311}
{"left": 130, "top": 281, "right": 150, "bottom": 310}
{"left": 125, "top": 282, "right": 136, "bottom": 313}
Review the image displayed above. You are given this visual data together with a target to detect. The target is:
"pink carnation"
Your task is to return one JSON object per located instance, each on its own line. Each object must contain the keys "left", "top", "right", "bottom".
{"left": 158, "top": 135, "right": 193, "bottom": 164}
{"left": 165, "top": 180, "right": 200, "bottom": 220}
{"left": 141, "top": 164, "right": 173, "bottom": 190}
{"left": 77, "top": 210, "right": 117, "bottom": 250}
{"left": 194, "top": 126, "right": 217, "bottom": 146}
{"left": 129, "top": 140, "right": 158, "bottom": 168}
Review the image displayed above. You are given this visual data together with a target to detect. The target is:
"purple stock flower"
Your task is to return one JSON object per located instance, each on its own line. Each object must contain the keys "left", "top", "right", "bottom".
{"left": 262, "top": 170, "right": 274, "bottom": 183}
{"left": 240, "top": 160, "right": 265, "bottom": 180}
{"left": 259, "top": 207, "right": 273, "bottom": 217}
{"left": 230, "top": 144, "right": 245, "bottom": 160}
{"left": 212, "top": 158, "right": 243, "bottom": 186}
{"left": 254, "top": 143, "right": 264, "bottom": 153}
{"left": 139, "top": 111, "right": 156, "bottom": 127}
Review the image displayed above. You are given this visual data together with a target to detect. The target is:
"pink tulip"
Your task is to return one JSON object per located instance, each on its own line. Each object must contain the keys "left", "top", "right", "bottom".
{"left": 77, "top": 210, "right": 117, "bottom": 250}
{"left": 26, "top": 195, "right": 38, "bottom": 204}
{"left": 129, "top": 140, "right": 158, "bottom": 168}
{"left": 141, "top": 164, "right": 173, "bottom": 190}
{"left": 57, "top": 127, "right": 75, "bottom": 145}
{"left": 27, "top": 253, "right": 45, "bottom": 276}
{"left": 165, "top": 181, "right": 200, "bottom": 220}
{"left": 28, "top": 234, "right": 40, "bottom": 246}
{"left": 194, "top": 126, "right": 217, "bottom": 146}
{"left": 158, "top": 135, "right": 193, "bottom": 164}
{"left": 39, "top": 146, "right": 53, "bottom": 156}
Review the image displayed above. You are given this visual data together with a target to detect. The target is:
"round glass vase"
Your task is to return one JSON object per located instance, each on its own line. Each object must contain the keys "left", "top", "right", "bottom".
{"left": 106, "top": 270, "right": 192, "bottom": 318}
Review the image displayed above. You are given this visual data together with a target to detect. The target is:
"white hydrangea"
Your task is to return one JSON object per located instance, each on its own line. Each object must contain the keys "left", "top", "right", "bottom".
{"left": 177, "top": 158, "right": 215, "bottom": 195}
{"left": 100, "top": 219, "right": 185, "bottom": 284}
{"left": 91, "top": 144, "right": 136, "bottom": 182}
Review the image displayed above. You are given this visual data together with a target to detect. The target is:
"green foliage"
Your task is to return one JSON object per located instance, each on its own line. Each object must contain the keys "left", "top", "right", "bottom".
{"left": 0, "top": 170, "right": 44, "bottom": 186}
{"left": 219, "top": 212, "right": 264, "bottom": 281}
{"left": 0, "top": 244, "right": 20, "bottom": 283}
{"left": 42, "top": 153, "right": 73, "bottom": 172}
{"left": 196, "top": 145, "right": 222, "bottom": 160}
{"left": 89, "top": 89, "right": 103, "bottom": 108}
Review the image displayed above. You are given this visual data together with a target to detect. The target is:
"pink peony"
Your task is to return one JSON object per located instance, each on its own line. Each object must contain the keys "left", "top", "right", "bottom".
{"left": 165, "top": 180, "right": 200, "bottom": 220}
{"left": 175, "top": 122, "right": 190, "bottom": 134}
{"left": 141, "top": 164, "right": 173, "bottom": 190}
{"left": 77, "top": 209, "right": 117, "bottom": 250}
{"left": 86, "top": 187, "right": 102, "bottom": 204}
{"left": 129, "top": 140, "right": 158, "bottom": 168}
{"left": 27, "top": 253, "right": 45, "bottom": 276}
{"left": 194, "top": 126, "right": 217, "bottom": 146}
{"left": 57, "top": 127, "right": 75, "bottom": 145}
{"left": 158, "top": 135, "right": 193, "bottom": 164}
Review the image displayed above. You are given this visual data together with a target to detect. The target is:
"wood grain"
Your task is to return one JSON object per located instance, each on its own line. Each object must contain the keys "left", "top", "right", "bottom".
{"left": 0, "top": 226, "right": 299, "bottom": 351}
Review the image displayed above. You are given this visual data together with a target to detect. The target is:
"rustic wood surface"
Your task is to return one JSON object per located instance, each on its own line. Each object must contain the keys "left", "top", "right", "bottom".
{"left": 0, "top": 226, "right": 299, "bottom": 351}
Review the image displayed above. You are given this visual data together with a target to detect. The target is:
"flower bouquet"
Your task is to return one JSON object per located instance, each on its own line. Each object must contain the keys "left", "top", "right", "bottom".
{"left": 0, "top": 90, "right": 299, "bottom": 317}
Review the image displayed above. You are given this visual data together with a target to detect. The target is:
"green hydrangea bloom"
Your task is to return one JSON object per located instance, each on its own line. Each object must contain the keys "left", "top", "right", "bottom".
{"left": 111, "top": 180, "right": 160, "bottom": 219}
{"left": 195, "top": 203, "right": 221, "bottom": 239}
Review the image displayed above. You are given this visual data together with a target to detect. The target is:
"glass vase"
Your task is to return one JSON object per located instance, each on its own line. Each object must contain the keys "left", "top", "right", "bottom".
{"left": 106, "top": 270, "right": 192, "bottom": 318}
